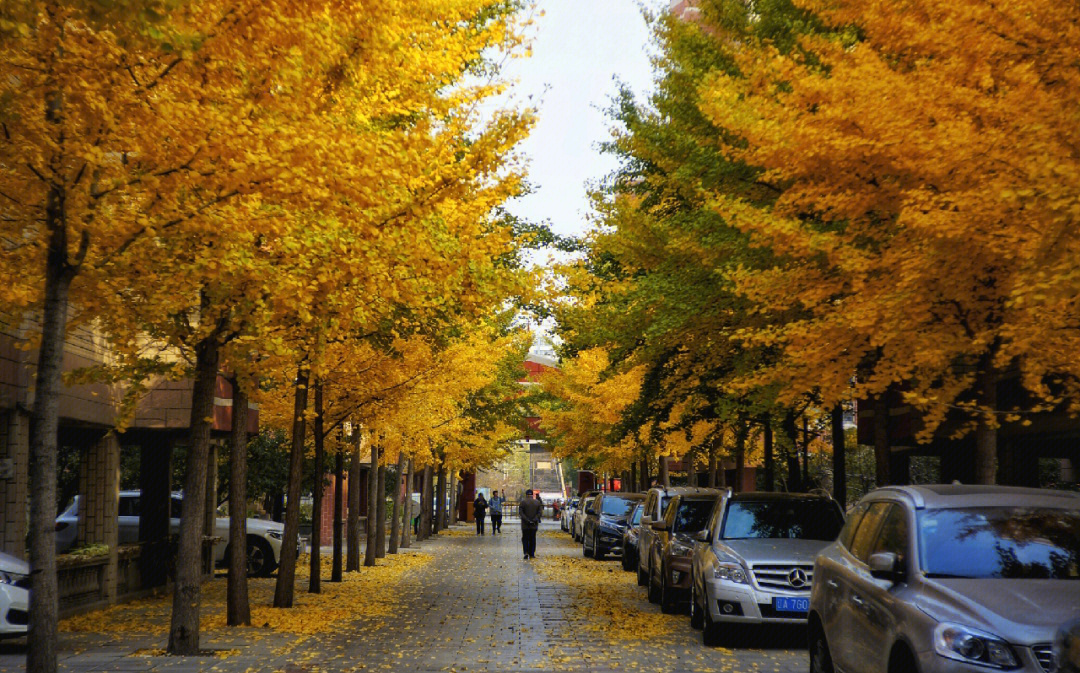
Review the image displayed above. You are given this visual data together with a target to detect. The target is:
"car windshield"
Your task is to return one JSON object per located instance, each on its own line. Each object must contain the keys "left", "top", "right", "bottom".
{"left": 631, "top": 505, "right": 643, "bottom": 525}
{"left": 601, "top": 496, "right": 639, "bottom": 516}
{"left": 919, "top": 507, "right": 1080, "bottom": 579}
{"left": 721, "top": 500, "right": 844, "bottom": 540}
{"left": 673, "top": 498, "right": 716, "bottom": 533}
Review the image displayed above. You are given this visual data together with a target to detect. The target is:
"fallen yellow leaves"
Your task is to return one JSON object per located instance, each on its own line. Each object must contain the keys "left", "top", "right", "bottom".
{"left": 60, "top": 551, "right": 432, "bottom": 637}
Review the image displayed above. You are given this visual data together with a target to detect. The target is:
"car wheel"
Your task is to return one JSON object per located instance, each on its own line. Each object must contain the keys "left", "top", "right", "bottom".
{"left": 583, "top": 531, "right": 594, "bottom": 558}
{"left": 659, "top": 565, "right": 677, "bottom": 614}
{"left": 690, "top": 580, "right": 704, "bottom": 629}
{"left": 637, "top": 560, "right": 648, "bottom": 587}
{"left": 593, "top": 533, "right": 604, "bottom": 561}
{"left": 247, "top": 536, "right": 276, "bottom": 577}
{"left": 648, "top": 564, "right": 662, "bottom": 604}
{"left": 622, "top": 549, "right": 633, "bottom": 571}
{"left": 703, "top": 602, "right": 722, "bottom": 646}
{"left": 888, "top": 644, "right": 919, "bottom": 673}
{"left": 809, "top": 619, "right": 835, "bottom": 673}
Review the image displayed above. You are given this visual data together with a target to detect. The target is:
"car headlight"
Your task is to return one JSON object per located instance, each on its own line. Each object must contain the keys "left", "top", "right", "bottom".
{"left": 713, "top": 562, "right": 748, "bottom": 584}
{"left": 266, "top": 530, "right": 283, "bottom": 540}
{"left": 933, "top": 623, "right": 1018, "bottom": 669}
{"left": 670, "top": 540, "right": 694, "bottom": 557}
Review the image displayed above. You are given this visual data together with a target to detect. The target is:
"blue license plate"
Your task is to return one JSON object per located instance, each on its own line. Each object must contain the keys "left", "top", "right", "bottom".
{"left": 773, "top": 597, "right": 810, "bottom": 613}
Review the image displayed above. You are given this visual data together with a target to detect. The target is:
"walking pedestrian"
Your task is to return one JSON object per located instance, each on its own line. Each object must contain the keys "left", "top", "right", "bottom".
{"left": 474, "top": 492, "right": 488, "bottom": 535}
{"left": 519, "top": 489, "right": 543, "bottom": 559}
{"left": 489, "top": 490, "right": 503, "bottom": 534}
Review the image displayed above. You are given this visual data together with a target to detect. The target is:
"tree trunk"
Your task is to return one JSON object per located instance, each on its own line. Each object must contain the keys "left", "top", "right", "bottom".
{"left": 873, "top": 393, "right": 891, "bottom": 487}
{"left": 763, "top": 416, "right": 774, "bottom": 492}
{"left": 227, "top": 383, "right": 251, "bottom": 626}
{"left": 419, "top": 464, "right": 433, "bottom": 540}
{"left": 630, "top": 461, "right": 638, "bottom": 492}
{"left": 831, "top": 404, "right": 846, "bottom": 509}
{"left": 400, "top": 460, "right": 414, "bottom": 549}
{"left": 27, "top": 187, "right": 78, "bottom": 673}
{"left": 168, "top": 334, "right": 221, "bottom": 654}
{"left": 449, "top": 471, "right": 458, "bottom": 525}
{"left": 204, "top": 444, "right": 218, "bottom": 550}
{"left": 783, "top": 412, "right": 802, "bottom": 492}
{"left": 802, "top": 416, "right": 811, "bottom": 487}
{"left": 389, "top": 452, "right": 404, "bottom": 554}
{"left": 435, "top": 466, "right": 447, "bottom": 532}
{"left": 658, "top": 455, "right": 669, "bottom": 487}
{"left": 735, "top": 421, "right": 746, "bottom": 492}
{"left": 687, "top": 448, "right": 698, "bottom": 488}
{"left": 375, "top": 464, "right": 387, "bottom": 557}
{"left": 331, "top": 448, "right": 344, "bottom": 582}
{"left": 346, "top": 432, "right": 362, "bottom": 571}
{"left": 309, "top": 379, "right": 325, "bottom": 593}
{"left": 707, "top": 439, "right": 718, "bottom": 488}
{"left": 365, "top": 444, "right": 380, "bottom": 566}
{"left": 273, "top": 366, "right": 309, "bottom": 608}
{"left": 974, "top": 365, "right": 999, "bottom": 485}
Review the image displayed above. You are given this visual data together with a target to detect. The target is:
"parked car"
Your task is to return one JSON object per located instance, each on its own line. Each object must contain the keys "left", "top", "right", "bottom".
{"left": 809, "top": 485, "right": 1080, "bottom": 673}
{"left": 636, "top": 486, "right": 697, "bottom": 587}
{"left": 561, "top": 497, "right": 580, "bottom": 533}
{"left": 622, "top": 503, "right": 645, "bottom": 572}
{"left": 581, "top": 492, "right": 644, "bottom": 560}
{"left": 0, "top": 552, "right": 29, "bottom": 638}
{"left": 690, "top": 491, "right": 845, "bottom": 645}
{"left": 56, "top": 490, "right": 288, "bottom": 577}
{"left": 573, "top": 491, "right": 600, "bottom": 541}
{"left": 647, "top": 489, "right": 723, "bottom": 613}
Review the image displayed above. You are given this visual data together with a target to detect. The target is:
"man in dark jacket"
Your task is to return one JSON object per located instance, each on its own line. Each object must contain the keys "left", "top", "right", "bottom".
{"left": 518, "top": 489, "right": 543, "bottom": 559}
{"left": 474, "top": 493, "right": 488, "bottom": 535}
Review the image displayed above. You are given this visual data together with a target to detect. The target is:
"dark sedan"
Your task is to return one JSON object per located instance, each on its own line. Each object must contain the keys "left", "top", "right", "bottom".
{"left": 582, "top": 492, "right": 645, "bottom": 560}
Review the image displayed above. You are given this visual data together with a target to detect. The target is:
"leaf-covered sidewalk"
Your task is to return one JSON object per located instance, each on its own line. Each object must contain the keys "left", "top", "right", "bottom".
{"left": 1, "top": 521, "right": 805, "bottom": 673}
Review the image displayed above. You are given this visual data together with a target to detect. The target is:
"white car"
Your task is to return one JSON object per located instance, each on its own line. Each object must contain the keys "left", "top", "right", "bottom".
{"left": 0, "top": 552, "right": 29, "bottom": 638}
{"left": 56, "top": 491, "right": 287, "bottom": 576}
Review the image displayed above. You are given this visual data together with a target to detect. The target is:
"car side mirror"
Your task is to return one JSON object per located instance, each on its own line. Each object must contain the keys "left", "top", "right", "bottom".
{"left": 650, "top": 520, "right": 669, "bottom": 531}
{"left": 641, "top": 516, "right": 652, "bottom": 526}
{"left": 696, "top": 530, "right": 711, "bottom": 543}
{"left": 869, "top": 552, "right": 904, "bottom": 583}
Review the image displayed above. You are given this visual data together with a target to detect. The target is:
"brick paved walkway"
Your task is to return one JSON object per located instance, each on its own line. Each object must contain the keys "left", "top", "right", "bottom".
{"left": 0, "top": 520, "right": 804, "bottom": 673}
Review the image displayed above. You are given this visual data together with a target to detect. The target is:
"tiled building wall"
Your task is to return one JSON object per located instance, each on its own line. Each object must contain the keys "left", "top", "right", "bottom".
{"left": 0, "top": 409, "right": 29, "bottom": 557}
{"left": 77, "top": 433, "right": 120, "bottom": 602}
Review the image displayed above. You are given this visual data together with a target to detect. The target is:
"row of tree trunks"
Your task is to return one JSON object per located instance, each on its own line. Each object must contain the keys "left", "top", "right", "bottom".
{"left": 832, "top": 404, "right": 846, "bottom": 509}
{"left": 375, "top": 464, "right": 387, "bottom": 558}
{"left": 364, "top": 444, "right": 380, "bottom": 566}
{"left": 227, "top": 383, "right": 251, "bottom": 626}
{"left": 309, "top": 380, "right": 325, "bottom": 593}
{"left": 273, "top": 366, "right": 310, "bottom": 609}
{"left": 435, "top": 466, "right": 447, "bottom": 532}
{"left": 449, "top": 471, "right": 458, "bottom": 525}
{"left": 332, "top": 448, "right": 345, "bottom": 582}
{"left": 347, "top": 433, "right": 362, "bottom": 571}
{"left": 418, "top": 464, "right": 433, "bottom": 540}
{"left": 400, "top": 460, "right": 414, "bottom": 549}
{"left": 389, "top": 452, "right": 404, "bottom": 554}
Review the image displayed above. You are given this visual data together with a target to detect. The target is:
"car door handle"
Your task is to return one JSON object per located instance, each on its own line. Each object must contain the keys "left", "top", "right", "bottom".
{"left": 826, "top": 580, "right": 839, "bottom": 589}
{"left": 852, "top": 595, "right": 865, "bottom": 606}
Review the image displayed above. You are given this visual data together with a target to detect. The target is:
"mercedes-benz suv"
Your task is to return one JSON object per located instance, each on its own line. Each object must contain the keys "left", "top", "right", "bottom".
{"left": 809, "top": 485, "right": 1080, "bottom": 673}
{"left": 690, "top": 491, "right": 845, "bottom": 644}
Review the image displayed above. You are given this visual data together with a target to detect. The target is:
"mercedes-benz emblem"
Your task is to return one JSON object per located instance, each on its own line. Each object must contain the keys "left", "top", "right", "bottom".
{"left": 788, "top": 568, "right": 808, "bottom": 588}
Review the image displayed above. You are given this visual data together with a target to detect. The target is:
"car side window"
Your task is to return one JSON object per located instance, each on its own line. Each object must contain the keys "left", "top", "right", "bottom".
{"left": 707, "top": 500, "right": 724, "bottom": 538}
{"left": 118, "top": 497, "right": 140, "bottom": 517}
{"left": 644, "top": 493, "right": 656, "bottom": 517}
{"left": 838, "top": 502, "right": 870, "bottom": 550}
{"left": 849, "top": 502, "right": 890, "bottom": 563}
{"left": 870, "top": 505, "right": 909, "bottom": 560}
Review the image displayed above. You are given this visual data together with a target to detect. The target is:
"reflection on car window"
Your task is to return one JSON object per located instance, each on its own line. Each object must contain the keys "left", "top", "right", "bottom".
{"left": 673, "top": 498, "right": 718, "bottom": 533}
{"left": 600, "top": 496, "right": 639, "bottom": 516}
{"left": 720, "top": 500, "right": 845, "bottom": 541}
{"left": 839, "top": 502, "right": 869, "bottom": 550}
{"left": 631, "top": 504, "right": 643, "bottom": 525}
{"left": 849, "top": 502, "right": 891, "bottom": 562}
{"left": 660, "top": 496, "right": 673, "bottom": 517}
{"left": 871, "top": 505, "right": 908, "bottom": 558}
{"left": 171, "top": 498, "right": 183, "bottom": 518}
{"left": 118, "top": 497, "right": 140, "bottom": 517}
{"left": 919, "top": 507, "right": 1080, "bottom": 579}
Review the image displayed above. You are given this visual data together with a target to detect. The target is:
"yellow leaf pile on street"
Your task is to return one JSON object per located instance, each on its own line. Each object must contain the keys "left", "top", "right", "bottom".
{"left": 60, "top": 552, "right": 431, "bottom": 637}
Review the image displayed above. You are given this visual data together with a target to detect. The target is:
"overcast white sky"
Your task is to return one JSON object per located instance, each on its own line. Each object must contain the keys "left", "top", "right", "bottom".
{"left": 502, "top": 0, "right": 663, "bottom": 240}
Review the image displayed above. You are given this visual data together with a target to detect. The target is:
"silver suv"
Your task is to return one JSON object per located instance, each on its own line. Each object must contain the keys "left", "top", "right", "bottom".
{"left": 809, "top": 485, "right": 1080, "bottom": 673}
{"left": 690, "top": 491, "right": 845, "bottom": 644}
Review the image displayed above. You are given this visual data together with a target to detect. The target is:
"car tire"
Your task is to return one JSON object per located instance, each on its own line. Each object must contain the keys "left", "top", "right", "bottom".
{"left": 593, "top": 533, "right": 604, "bottom": 561}
{"left": 246, "top": 536, "right": 276, "bottom": 577}
{"left": 648, "top": 564, "right": 662, "bottom": 604}
{"left": 637, "top": 561, "right": 648, "bottom": 587}
{"left": 888, "top": 644, "right": 919, "bottom": 673}
{"left": 622, "top": 549, "right": 633, "bottom": 572}
{"left": 702, "top": 603, "right": 723, "bottom": 646}
{"left": 659, "top": 564, "right": 677, "bottom": 614}
{"left": 690, "top": 581, "right": 704, "bottom": 630}
{"left": 583, "top": 531, "right": 594, "bottom": 558}
{"left": 809, "top": 619, "right": 835, "bottom": 673}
